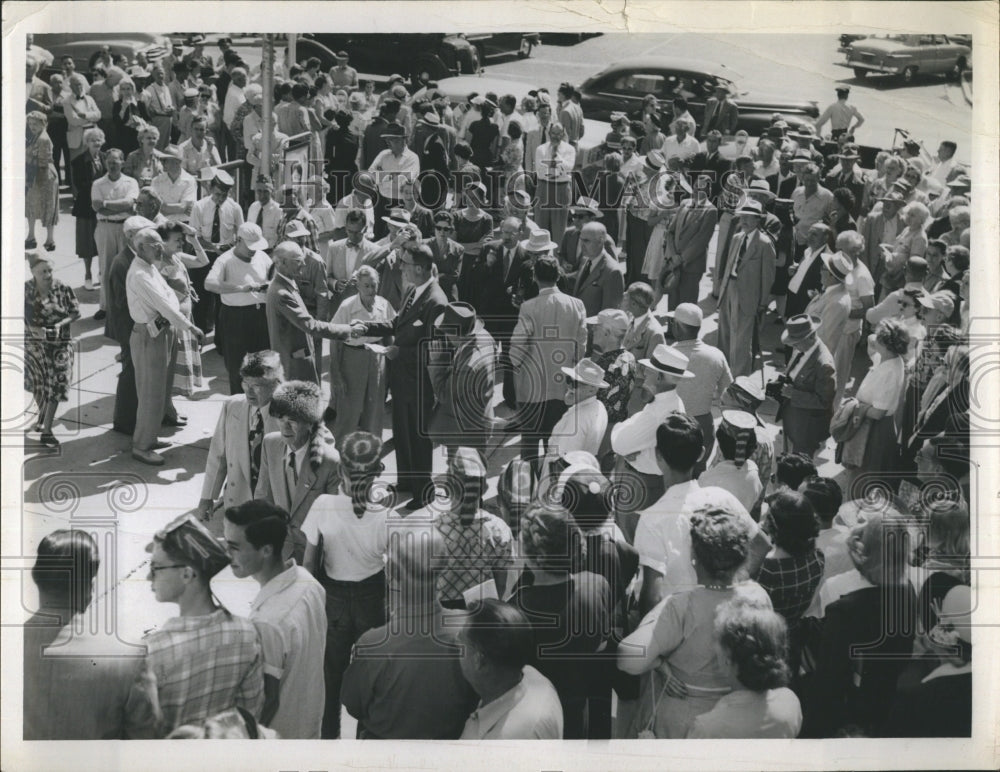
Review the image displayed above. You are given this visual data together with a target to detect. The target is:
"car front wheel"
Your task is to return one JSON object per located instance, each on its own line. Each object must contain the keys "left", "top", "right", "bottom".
{"left": 853, "top": 67, "right": 868, "bottom": 80}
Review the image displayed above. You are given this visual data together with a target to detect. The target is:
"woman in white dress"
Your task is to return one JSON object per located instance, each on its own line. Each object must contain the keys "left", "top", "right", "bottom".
{"left": 329, "top": 265, "right": 395, "bottom": 443}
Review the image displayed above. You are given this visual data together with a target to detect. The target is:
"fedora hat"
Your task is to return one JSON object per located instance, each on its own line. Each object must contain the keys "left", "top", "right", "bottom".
{"left": 837, "top": 144, "right": 861, "bottom": 160}
{"left": 155, "top": 144, "right": 184, "bottom": 162}
{"left": 644, "top": 149, "right": 666, "bottom": 171}
{"left": 421, "top": 110, "right": 441, "bottom": 125}
{"left": 520, "top": 229, "right": 558, "bottom": 253}
{"left": 946, "top": 173, "right": 971, "bottom": 188}
{"left": 821, "top": 250, "right": 854, "bottom": 283}
{"left": 729, "top": 374, "right": 766, "bottom": 406}
{"left": 586, "top": 308, "right": 630, "bottom": 333}
{"left": 381, "top": 208, "right": 412, "bottom": 228}
{"left": 434, "top": 301, "right": 478, "bottom": 336}
{"left": 570, "top": 196, "right": 602, "bottom": 218}
{"left": 781, "top": 314, "right": 820, "bottom": 345}
{"left": 335, "top": 50, "right": 349, "bottom": 60}
{"left": 380, "top": 123, "right": 406, "bottom": 139}
{"left": 736, "top": 199, "right": 765, "bottom": 217}
{"left": 561, "top": 358, "right": 610, "bottom": 389}
{"left": 747, "top": 180, "right": 776, "bottom": 200}
{"left": 638, "top": 344, "right": 695, "bottom": 379}
{"left": 878, "top": 190, "right": 907, "bottom": 205}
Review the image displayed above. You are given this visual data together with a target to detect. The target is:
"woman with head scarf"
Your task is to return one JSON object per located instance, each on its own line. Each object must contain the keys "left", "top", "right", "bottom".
{"left": 25, "top": 111, "right": 60, "bottom": 252}
{"left": 300, "top": 430, "right": 390, "bottom": 738}
{"left": 24, "top": 253, "right": 81, "bottom": 448}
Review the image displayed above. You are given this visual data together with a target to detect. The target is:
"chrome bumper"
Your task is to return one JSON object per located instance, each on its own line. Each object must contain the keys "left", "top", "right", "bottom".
{"left": 837, "top": 60, "right": 903, "bottom": 74}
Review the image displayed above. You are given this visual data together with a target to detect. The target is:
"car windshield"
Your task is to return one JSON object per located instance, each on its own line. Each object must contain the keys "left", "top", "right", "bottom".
{"left": 867, "top": 34, "right": 919, "bottom": 44}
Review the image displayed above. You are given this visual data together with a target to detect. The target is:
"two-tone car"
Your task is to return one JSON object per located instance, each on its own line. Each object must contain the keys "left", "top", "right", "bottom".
{"left": 577, "top": 58, "right": 819, "bottom": 135}
{"left": 32, "top": 33, "right": 172, "bottom": 78}
{"left": 838, "top": 33, "right": 971, "bottom": 84}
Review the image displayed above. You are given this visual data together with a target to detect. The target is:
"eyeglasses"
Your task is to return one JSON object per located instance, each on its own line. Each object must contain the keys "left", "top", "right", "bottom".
{"left": 434, "top": 225, "right": 453, "bottom": 232}
{"left": 150, "top": 563, "right": 186, "bottom": 574}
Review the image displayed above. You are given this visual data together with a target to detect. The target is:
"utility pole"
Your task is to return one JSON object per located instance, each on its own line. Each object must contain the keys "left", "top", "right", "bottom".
{"left": 260, "top": 34, "right": 275, "bottom": 185}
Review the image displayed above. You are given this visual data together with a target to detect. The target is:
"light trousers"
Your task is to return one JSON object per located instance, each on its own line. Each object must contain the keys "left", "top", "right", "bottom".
{"left": 130, "top": 324, "right": 174, "bottom": 451}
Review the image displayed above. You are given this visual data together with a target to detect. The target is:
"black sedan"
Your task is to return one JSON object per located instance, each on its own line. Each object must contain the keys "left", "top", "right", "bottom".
{"left": 578, "top": 57, "right": 819, "bottom": 135}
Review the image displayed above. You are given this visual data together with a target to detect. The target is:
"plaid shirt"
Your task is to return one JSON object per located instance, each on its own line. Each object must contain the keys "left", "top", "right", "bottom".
{"left": 145, "top": 608, "right": 265, "bottom": 733}
{"left": 594, "top": 348, "right": 638, "bottom": 425}
{"left": 434, "top": 509, "right": 514, "bottom": 603}
{"left": 754, "top": 550, "right": 826, "bottom": 623}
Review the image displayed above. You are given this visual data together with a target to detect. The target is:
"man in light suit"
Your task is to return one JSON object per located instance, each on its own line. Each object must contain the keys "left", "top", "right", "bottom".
{"left": 509, "top": 255, "right": 587, "bottom": 468}
{"left": 360, "top": 244, "right": 449, "bottom": 509}
{"left": 255, "top": 380, "right": 341, "bottom": 563}
{"left": 570, "top": 221, "right": 625, "bottom": 318}
{"left": 660, "top": 191, "right": 718, "bottom": 307}
{"left": 621, "top": 281, "right": 667, "bottom": 364}
{"left": 266, "top": 241, "right": 363, "bottom": 384}
{"left": 425, "top": 210, "right": 466, "bottom": 302}
{"left": 198, "top": 350, "right": 284, "bottom": 526}
{"left": 716, "top": 200, "right": 776, "bottom": 377}
{"left": 325, "top": 208, "right": 383, "bottom": 315}
{"left": 858, "top": 190, "right": 904, "bottom": 291}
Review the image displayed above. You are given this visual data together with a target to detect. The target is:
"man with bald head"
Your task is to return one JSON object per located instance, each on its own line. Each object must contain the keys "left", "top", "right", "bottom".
{"left": 570, "top": 221, "right": 624, "bottom": 317}
{"left": 126, "top": 228, "right": 205, "bottom": 464}
{"left": 341, "top": 522, "right": 478, "bottom": 739}
{"left": 266, "top": 241, "right": 364, "bottom": 384}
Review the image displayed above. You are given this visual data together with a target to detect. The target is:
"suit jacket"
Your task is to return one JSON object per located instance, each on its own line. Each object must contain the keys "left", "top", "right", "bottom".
{"left": 201, "top": 395, "right": 281, "bottom": 509}
{"left": 426, "top": 237, "right": 466, "bottom": 302}
{"left": 365, "top": 279, "right": 450, "bottom": 401}
{"left": 571, "top": 252, "right": 625, "bottom": 318}
{"left": 785, "top": 247, "right": 826, "bottom": 318}
{"left": 266, "top": 272, "right": 349, "bottom": 382}
{"left": 558, "top": 228, "right": 617, "bottom": 272}
{"left": 106, "top": 246, "right": 137, "bottom": 344}
{"left": 785, "top": 340, "right": 836, "bottom": 413}
{"left": 509, "top": 287, "right": 587, "bottom": 403}
{"left": 858, "top": 212, "right": 898, "bottom": 286}
{"left": 70, "top": 151, "right": 105, "bottom": 217}
{"left": 690, "top": 151, "right": 732, "bottom": 198}
{"left": 776, "top": 173, "right": 799, "bottom": 200}
{"left": 824, "top": 167, "right": 866, "bottom": 218}
{"left": 622, "top": 312, "right": 666, "bottom": 364}
{"left": 460, "top": 240, "right": 528, "bottom": 337}
{"left": 406, "top": 203, "right": 435, "bottom": 239}
{"left": 701, "top": 97, "right": 739, "bottom": 136}
{"left": 255, "top": 431, "right": 342, "bottom": 563}
{"left": 427, "top": 328, "right": 496, "bottom": 445}
{"left": 665, "top": 199, "right": 719, "bottom": 274}
{"left": 717, "top": 229, "right": 776, "bottom": 314}
{"left": 325, "top": 237, "right": 384, "bottom": 313}
{"left": 374, "top": 247, "right": 407, "bottom": 312}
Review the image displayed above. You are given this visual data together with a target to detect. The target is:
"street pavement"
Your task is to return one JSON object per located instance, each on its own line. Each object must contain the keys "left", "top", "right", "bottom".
{"left": 10, "top": 29, "right": 964, "bottom": 685}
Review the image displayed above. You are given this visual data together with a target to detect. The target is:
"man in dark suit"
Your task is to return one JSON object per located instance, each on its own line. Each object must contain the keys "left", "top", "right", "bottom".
{"left": 360, "top": 98, "right": 398, "bottom": 169}
{"left": 427, "top": 302, "right": 496, "bottom": 459}
{"left": 459, "top": 217, "right": 528, "bottom": 407}
{"left": 361, "top": 244, "right": 449, "bottom": 508}
{"left": 690, "top": 130, "right": 732, "bottom": 201}
{"left": 570, "top": 221, "right": 625, "bottom": 317}
{"left": 786, "top": 222, "right": 833, "bottom": 318}
{"left": 701, "top": 83, "right": 739, "bottom": 137}
{"left": 661, "top": 191, "right": 718, "bottom": 307}
{"left": 823, "top": 144, "right": 866, "bottom": 219}
{"left": 557, "top": 197, "right": 614, "bottom": 273}
{"left": 425, "top": 210, "right": 465, "bottom": 301}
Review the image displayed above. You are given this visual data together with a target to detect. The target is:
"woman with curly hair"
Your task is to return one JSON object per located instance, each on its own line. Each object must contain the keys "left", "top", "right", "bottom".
{"left": 618, "top": 504, "right": 771, "bottom": 738}
{"left": 122, "top": 124, "right": 163, "bottom": 187}
{"left": 686, "top": 601, "right": 802, "bottom": 737}
{"left": 509, "top": 503, "right": 612, "bottom": 738}
{"left": 844, "top": 319, "right": 911, "bottom": 485}
{"left": 301, "top": 430, "right": 390, "bottom": 739}
{"left": 882, "top": 200, "right": 930, "bottom": 296}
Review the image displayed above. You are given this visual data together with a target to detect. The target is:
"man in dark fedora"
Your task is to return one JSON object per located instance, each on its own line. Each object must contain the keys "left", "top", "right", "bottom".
{"left": 702, "top": 82, "right": 739, "bottom": 137}
{"left": 814, "top": 86, "right": 865, "bottom": 141}
{"left": 716, "top": 199, "right": 776, "bottom": 377}
{"left": 428, "top": 301, "right": 497, "bottom": 460}
{"left": 824, "top": 143, "right": 866, "bottom": 218}
{"left": 558, "top": 197, "right": 615, "bottom": 273}
{"left": 358, "top": 243, "right": 449, "bottom": 509}
{"left": 368, "top": 122, "right": 419, "bottom": 239}
{"left": 774, "top": 314, "right": 836, "bottom": 458}
{"left": 373, "top": 208, "right": 421, "bottom": 311}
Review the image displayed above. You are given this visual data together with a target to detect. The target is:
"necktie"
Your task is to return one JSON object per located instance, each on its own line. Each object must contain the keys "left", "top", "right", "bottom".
{"left": 254, "top": 204, "right": 263, "bottom": 228}
{"left": 731, "top": 234, "right": 749, "bottom": 278}
{"left": 249, "top": 409, "right": 263, "bottom": 491}
{"left": 401, "top": 287, "right": 416, "bottom": 316}
{"left": 503, "top": 249, "right": 512, "bottom": 279}
{"left": 211, "top": 203, "right": 221, "bottom": 244}
{"left": 286, "top": 450, "right": 299, "bottom": 488}
{"left": 577, "top": 259, "right": 593, "bottom": 292}
{"left": 541, "top": 123, "right": 547, "bottom": 144}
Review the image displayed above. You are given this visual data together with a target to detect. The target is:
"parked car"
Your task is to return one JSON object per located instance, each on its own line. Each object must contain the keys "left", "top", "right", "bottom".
{"left": 465, "top": 33, "right": 540, "bottom": 63}
{"left": 838, "top": 34, "right": 971, "bottom": 84}
{"left": 577, "top": 58, "right": 819, "bottom": 135}
{"left": 539, "top": 32, "right": 602, "bottom": 45}
{"left": 838, "top": 34, "right": 868, "bottom": 53}
{"left": 33, "top": 33, "right": 171, "bottom": 78}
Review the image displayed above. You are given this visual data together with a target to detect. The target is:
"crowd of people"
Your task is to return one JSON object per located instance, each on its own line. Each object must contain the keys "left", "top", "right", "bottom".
{"left": 23, "top": 35, "right": 974, "bottom": 741}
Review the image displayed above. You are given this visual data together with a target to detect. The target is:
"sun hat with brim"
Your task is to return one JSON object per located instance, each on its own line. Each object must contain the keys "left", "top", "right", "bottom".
{"left": 561, "top": 358, "right": 610, "bottom": 389}
{"left": 644, "top": 149, "right": 666, "bottom": 171}
{"left": 781, "top": 314, "right": 821, "bottom": 345}
{"left": 747, "top": 180, "right": 776, "bottom": 200}
{"left": 736, "top": 199, "right": 765, "bottom": 217}
{"left": 237, "top": 223, "right": 269, "bottom": 251}
{"left": 381, "top": 123, "right": 406, "bottom": 139}
{"left": 665, "top": 302, "right": 703, "bottom": 328}
{"left": 570, "top": 196, "right": 603, "bottom": 218}
{"left": 520, "top": 229, "right": 558, "bottom": 252}
{"left": 381, "top": 208, "right": 412, "bottom": 228}
{"left": 638, "top": 343, "right": 695, "bottom": 379}
{"left": 284, "top": 220, "right": 311, "bottom": 239}
{"left": 421, "top": 111, "right": 441, "bottom": 126}
{"left": 821, "top": 251, "right": 855, "bottom": 283}
{"left": 200, "top": 167, "right": 235, "bottom": 187}
{"left": 586, "top": 308, "right": 630, "bottom": 333}
{"left": 147, "top": 513, "right": 231, "bottom": 579}
{"left": 434, "top": 301, "right": 478, "bottom": 336}
{"left": 946, "top": 174, "right": 971, "bottom": 189}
